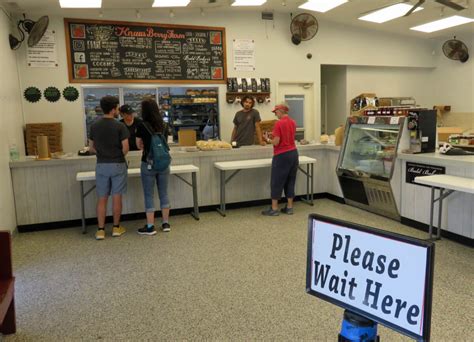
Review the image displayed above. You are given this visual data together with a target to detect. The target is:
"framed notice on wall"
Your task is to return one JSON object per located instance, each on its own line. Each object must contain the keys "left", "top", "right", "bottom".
{"left": 64, "top": 18, "right": 226, "bottom": 84}
{"left": 306, "top": 214, "right": 435, "bottom": 341}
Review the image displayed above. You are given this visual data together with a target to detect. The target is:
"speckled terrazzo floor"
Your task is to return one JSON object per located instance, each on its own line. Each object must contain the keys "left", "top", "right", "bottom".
{"left": 4, "top": 199, "right": 473, "bottom": 341}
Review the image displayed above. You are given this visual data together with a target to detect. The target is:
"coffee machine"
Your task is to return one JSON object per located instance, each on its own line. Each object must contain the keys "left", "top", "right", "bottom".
{"left": 407, "top": 109, "right": 437, "bottom": 153}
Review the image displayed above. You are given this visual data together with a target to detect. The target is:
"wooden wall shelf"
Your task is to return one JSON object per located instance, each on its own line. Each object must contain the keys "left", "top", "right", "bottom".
{"left": 226, "top": 92, "right": 271, "bottom": 104}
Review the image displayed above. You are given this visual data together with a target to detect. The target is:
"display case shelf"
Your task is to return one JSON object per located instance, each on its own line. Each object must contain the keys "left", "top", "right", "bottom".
{"left": 167, "top": 89, "right": 219, "bottom": 142}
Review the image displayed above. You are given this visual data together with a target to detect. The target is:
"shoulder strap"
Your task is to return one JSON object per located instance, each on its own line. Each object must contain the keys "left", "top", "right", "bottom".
{"left": 143, "top": 122, "right": 170, "bottom": 152}
{"left": 143, "top": 122, "right": 154, "bottom": 136}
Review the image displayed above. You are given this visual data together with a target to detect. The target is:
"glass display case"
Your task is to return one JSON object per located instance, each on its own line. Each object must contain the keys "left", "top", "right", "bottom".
{"left": 82, "top": 86, "right": 220, "bottom": 144}
{"left": 83, "top": 87, "right": 120, "bottom": 144}
{"left": 166, "top": 87, "right": 219, "bottom": 142}
{"left": 123, "top": 88, "right": 157, "bottom": 116}
{"left": 339, "top": 123, "right": 400, "bottom": 179}
{"left": 337, "top": 116, "right": 406, "bottom": 220}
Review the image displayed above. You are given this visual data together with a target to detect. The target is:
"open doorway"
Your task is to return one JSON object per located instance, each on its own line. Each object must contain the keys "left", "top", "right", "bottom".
{"left": 277, "top": 82, "right": 315, "bottom": 140}
{"left": 320, "top": 65, "right": 347, "bottom": 136}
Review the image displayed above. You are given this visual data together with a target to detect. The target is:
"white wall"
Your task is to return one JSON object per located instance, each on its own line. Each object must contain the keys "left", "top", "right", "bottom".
{"left": 321, "top": 65, "right": 347, "bottom": 134}
{"left": 346, "top": 65, "right": 435, "bottom": 109}
{"left": 0, "top": 8, "right": 24, "bottom": 232}
{"left": 431, "top": 34, "right": 474, "bottom": 113}
{"left": 430, "top": 34, "right": 473, "bottom": 130}
{"left": 15, "top": 11, "right": 438, "bottom": 152}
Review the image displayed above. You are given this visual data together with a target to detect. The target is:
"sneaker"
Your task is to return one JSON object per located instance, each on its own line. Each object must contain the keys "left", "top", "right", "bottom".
{"left": 137, "top": 225, "right": 157, "bottom": 236}
{"left": 280, "top": 206, "right": 294, "bottom": 215}
{"left": 112, "top": 226, "right": 126, "bottom": 237}
{"left": 261, "top": 208, "right": 280, "bottom": 216}
{"left": 161, "top": 223, "right": 171, "bottom": 232}
{"left": 95, "top": 229, "right": 105, "bottom": 240}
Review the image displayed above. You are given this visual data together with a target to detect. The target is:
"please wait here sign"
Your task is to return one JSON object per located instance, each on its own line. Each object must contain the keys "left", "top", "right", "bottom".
{"left": 306, "top": 214, "right": 434, "bottom": 341}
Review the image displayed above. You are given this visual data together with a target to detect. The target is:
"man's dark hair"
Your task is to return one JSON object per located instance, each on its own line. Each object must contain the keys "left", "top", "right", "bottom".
{"left": 240, "top": 95, "right": 255, "bottom": 108}
{"left": 100, "top": 96, "right": 119, "bottom": 115}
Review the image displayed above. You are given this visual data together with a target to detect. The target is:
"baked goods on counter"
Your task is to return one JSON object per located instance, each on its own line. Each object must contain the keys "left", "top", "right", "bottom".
{"left": 196, "top": 140, "right": 232, "bottom": 151}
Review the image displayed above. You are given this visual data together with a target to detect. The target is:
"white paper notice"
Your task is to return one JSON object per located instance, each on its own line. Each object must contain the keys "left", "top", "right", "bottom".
{"left": 390, "top": 116, "right": 400, "bottom": 125}
{"left": 367, "top": 117, "right": 376, "bottom": 124}
{"left": 233, "top": 39, "right": 255, "bottom": 71}
{"left": 27, "top": 30, "right": 58, "bottom": 68}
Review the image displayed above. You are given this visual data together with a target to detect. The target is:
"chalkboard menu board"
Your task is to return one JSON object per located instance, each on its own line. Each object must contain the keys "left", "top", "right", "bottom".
{"left": 64, "top": 18, "right": 226, "bottom": 84}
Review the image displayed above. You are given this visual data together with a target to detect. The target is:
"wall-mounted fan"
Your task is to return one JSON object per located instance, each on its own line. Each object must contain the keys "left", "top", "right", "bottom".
{"left": 405, "top": 0, "right": 467, "bottom": 16}
{"left": 9, "top": 14, "right": 49, "bottom": 50}
{"left": 290, "top": 13, "right": 318, "bottom": 45}
{"left": 442, "top": 37, "right": 469, "bottom": 63}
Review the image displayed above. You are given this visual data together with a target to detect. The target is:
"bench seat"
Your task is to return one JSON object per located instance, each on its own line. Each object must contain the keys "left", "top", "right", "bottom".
{"left": 0, "top": 231, "right": 15, "bottom": 335}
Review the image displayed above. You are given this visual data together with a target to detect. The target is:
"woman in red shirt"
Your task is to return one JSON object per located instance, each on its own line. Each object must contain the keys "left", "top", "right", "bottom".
{"left": 262, "top": 104, "right": 299, "bottom": 216}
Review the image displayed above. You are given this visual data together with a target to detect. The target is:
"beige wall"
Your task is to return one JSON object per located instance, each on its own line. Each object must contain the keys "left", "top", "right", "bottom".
{"left": 14, "top": 11, "right": 437, "bottom": 153}
{"left": 5, "top": 8, "right": 472, "bottom": 230}
{"left": 0, "top": 8, "right": 24, "bottom": 232}
{"left": 431, "top": 34, "right": 474, "bottom": 131}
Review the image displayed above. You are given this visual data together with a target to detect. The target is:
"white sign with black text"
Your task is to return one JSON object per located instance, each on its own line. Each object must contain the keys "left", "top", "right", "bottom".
{"left": 27, "top": 30, "right": 58, "bottom": 68}
{"left": 232, "top": 39, "right": 255, "bottom": 71}
{"left": 306, "top": 215, "right": 434, "bottom": 340}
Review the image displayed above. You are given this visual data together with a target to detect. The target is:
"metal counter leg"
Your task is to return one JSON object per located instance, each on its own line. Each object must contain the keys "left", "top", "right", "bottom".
{"left": 306, "top": 164, "right": 310, "bottom": 203}
{"left": 217, "top": 170, "right": 226, "bottom": 217}
{"left": 80, "top": 181, "right": 86, "bottom": 234}
{"left": 191, "top": 172, "right": 200, "bottom": 220}
{"left": 310, "top": 163, "right": 314, "bottom": 205}
{"left": 428, "top": 187, "right": 435, "bottom": 240}
{"left": 436, "top": 188, "right": 444, "bottom": 240}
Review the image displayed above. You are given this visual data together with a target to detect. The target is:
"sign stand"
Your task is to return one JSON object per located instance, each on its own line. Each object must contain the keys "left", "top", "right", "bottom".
{"left": 338, "top": 310, "right": 379, "bottom": 342}
{"left": 306, "top": 214, "right": 435, "bottom": 341}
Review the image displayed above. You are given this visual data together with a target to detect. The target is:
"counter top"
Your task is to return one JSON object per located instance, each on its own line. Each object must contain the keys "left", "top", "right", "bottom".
{"left": 9, "top": 143, "right": 340, "bottom": 168}
{"left": 398, "top": 152, "right": 474, "bottom": 167}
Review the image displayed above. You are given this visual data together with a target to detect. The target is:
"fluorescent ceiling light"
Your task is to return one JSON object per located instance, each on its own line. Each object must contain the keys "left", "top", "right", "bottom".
{"left": 59, "top": 0, "right": 102, "bottom": 8}
{"left": 359, "top": 3, "right": 423, "bottom": 24}
{"left": 410, "top": 15, "right": 474, "bottom": 33}
{"left": 298, "top": 0, "right": 348, "bottom": 13}
{"left": 152, "top": 0, "right": 190, "bottom": 7}
{"left": 232, "top": 0, "right": 267, "bottom": 6}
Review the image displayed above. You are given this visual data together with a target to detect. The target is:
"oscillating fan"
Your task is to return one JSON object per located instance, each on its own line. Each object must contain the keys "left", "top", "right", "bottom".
{"left": 9, "top": 15, "right": 49, "bottom": 50}
{"left": 290, "top": 13, "right": 319, "bottom": 45}
{"left": 442, "top": 37, "right": 469, "bottom": 63}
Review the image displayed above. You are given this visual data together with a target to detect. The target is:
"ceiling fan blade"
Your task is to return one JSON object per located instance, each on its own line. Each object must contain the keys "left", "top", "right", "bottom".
{"left": 404, "top": 0, "right": 425, "bottom": 17}
{"left": 435, "top": 0, "right": 466, "bottom": 11}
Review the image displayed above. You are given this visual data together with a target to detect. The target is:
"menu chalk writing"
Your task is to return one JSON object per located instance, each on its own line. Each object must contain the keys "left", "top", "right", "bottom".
{"left": 64, "top": 18, "right": 226, "bottom": 84}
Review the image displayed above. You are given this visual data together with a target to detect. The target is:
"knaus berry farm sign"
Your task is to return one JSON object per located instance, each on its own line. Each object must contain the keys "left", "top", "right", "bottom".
{"left": 306, "top": 215, "right": 434, "bottom": 341}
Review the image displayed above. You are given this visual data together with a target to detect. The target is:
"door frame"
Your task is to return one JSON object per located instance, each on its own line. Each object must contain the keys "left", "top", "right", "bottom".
{"left": 276, "top": 81, "right": 316, "bottom": 141}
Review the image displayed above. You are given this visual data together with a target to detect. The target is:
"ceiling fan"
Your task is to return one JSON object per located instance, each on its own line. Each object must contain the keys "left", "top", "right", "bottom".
{"left": 404, "top": 0, "right": 467, "bottom": 17}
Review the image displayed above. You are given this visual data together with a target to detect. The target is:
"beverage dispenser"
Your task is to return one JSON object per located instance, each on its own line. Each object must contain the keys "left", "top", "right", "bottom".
{"left": 407, "top": 109, "right": 437, "bottom": 153}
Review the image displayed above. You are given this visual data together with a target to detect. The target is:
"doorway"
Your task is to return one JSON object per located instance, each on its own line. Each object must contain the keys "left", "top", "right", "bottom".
{"left": 276, "top": 82, "right": 315, "bottom": 141}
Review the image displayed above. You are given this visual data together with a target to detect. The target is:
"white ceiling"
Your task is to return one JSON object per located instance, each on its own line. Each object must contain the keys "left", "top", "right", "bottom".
{"left": 2, "top": 0, "right": 474, "bottom": 39}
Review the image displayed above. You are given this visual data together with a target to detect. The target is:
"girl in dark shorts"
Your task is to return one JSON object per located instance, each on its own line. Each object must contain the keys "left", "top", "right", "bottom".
{"left": 262, "top": 104, "right": 298, "bottom": 216}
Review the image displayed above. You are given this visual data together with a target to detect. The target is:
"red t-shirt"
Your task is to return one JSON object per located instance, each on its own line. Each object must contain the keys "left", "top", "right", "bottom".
{"left": 272, "top": 115, "right": 296, "bottom": 156}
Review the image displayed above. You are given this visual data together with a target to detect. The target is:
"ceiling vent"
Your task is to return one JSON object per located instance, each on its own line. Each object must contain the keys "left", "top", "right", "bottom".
{"left": 262, "top": 12, "right": 274, "bottom": 20}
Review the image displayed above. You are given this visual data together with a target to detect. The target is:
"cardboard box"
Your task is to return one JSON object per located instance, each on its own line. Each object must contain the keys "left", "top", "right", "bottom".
{"left": 178, "top": 129, "right": 197, "bottom": 146}
{"left": 255, "top": 119, "right": 277, "bottom": 144}
{"left": 437, "top": 127, "right": 464, "bottom": 143}
{"left": 25, "top": 122, "right": 62, "bottom": 155}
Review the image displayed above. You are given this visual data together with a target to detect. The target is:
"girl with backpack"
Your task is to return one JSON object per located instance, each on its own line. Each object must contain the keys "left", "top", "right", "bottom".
{"left": 136, "top": 99, "right": 171, "bottom": 235}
